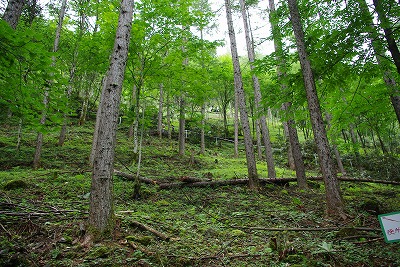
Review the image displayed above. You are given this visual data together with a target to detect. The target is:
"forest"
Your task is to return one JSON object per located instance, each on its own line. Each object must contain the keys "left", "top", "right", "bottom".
{"left": 0, "top": 0, "right": 400, "bottom": 266}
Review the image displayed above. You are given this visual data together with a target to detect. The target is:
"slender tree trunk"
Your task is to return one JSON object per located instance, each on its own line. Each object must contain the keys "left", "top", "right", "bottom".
{"left": 326, "top": 114, "right": 346, "bottom": 175}
{"left": 178, "top": 26, "right": 188, "bottom": 156}
{"left": 225, "top": 0, "right": 259, "bottom": 190}
{"left": 2, "top": 0, "right": 25, "bottom": 29}
{"left": 372, "top": 0, "right": 400, "bottom": 75}
{"left": 282, "top": 121, "right": 295, "bottom": 170}
{"left": 239, "top": 0, "right": 276, "bottom": 177}
{"left": 375, "top": 129, "right": 387, "bottom": 154}
{"left": 133, "top": 105, "right": 145, "bottom": 199}
{"left": 132, "top": 85, "right": 141, "bottom": 158}
{"left": 16, "top": 118, "right": 23, "bottom": 151}
{"left": 269, "top": 0, "right": 305, "bottom": 185}
{"left": 33, "top": 0, "right": 67, "bottom": 168}
{"left": 349, "top": 124, "right": 360, "bottom": 164}
{"left": 178, "top": 96, "right": 186, "bottom": 156}
{"left": 359, "top": 0, "right": 400, "bottom": 125}
{"left": 58, "top": 67, "right": 75, "bottom": 146}
{"left": 234, "top": 87, "right": 239, "bottom": 158}
{"left": 59, "top": 52, "right": 77, "bottom": 146}
{"left": 288, "top": 0, "right": 345, "bottom": 217}
{"left": 90, "top": 75, "right": 107, "bottom": 166}
{"left": 166, "top": 90, "right": 172, "bottom": 140}
{"left": 89, "top": 0, "right": 134, "bottom": 234}
{"left": 286, "top": 113, "right": 307, "bottom": 187}
{"left": 256, "top": 120, "right": 263, "bottom": 160}
{"left": 128, "top": 84, "right": 137, "bottom": 138}
{"left": 223, "top": 105, "right": 228, "bottom": 137}
{"left": 158, "top": 83, "right": 164, "bottom": 138}
{"left": 200, "top": 103, "right": 206, "bottom": 154}
{"left": 78, "top": 88, "right": 90, "bottom": 126}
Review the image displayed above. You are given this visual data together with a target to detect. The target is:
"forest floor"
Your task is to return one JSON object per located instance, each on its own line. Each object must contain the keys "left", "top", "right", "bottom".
{"left": 0, "top": 124, "right": 400, "bottom": 267}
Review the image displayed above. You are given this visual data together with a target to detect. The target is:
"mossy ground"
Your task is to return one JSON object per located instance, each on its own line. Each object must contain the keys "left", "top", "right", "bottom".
{"left": 0, "top": 124, "right": 399, "bottom": 266}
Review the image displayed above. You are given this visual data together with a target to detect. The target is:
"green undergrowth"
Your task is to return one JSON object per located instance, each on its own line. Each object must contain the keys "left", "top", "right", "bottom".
{"left": 0, "top": 124, "right": 399, "bottom": 266}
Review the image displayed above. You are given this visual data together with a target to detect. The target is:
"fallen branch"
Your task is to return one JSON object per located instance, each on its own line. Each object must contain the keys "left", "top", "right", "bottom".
{"left": 130, "top": 221, "right": 171, "bottom": 241}
{"left": 336, "top": 176, "right": 400, "bottom": 185}
{"left": 231, "top": 225, "right": 381, "bottom": 232}
{"left": 158, "top": 176, "right": 400, "bottom": 189}
{"left": 114, "top": 170, "right": 158, "bottom": 185}
{"left": 158, "top": 179, "right": 250, "bottom": 189}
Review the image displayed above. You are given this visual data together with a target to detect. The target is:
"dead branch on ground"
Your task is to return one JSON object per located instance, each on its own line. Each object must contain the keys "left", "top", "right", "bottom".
{"left": 114, "top": 170, "right": 158, "bottom": 185}
{"left": 231, "top": 225, "right": 381, "bottom": 232}
{"left": 130, "top": 220, "right": 171, "bottom": 241}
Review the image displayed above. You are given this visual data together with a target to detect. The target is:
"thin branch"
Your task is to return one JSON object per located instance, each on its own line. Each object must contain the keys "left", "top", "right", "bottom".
{"left": 231, "top": 225, "right": 381, "bottom": 232}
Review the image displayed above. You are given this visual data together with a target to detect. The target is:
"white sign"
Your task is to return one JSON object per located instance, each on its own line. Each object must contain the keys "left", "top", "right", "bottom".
{"left": 378, "top": 211, "right": 400, "bottom": 243}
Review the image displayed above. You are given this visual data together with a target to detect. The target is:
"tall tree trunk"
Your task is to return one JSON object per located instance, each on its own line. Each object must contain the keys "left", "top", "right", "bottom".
{"left": 326, "top": 114, "right": 346, "bottom": 175}
{"left": 357, "top": 0, "right": 400, "bottom": 125}
{"left": 32, "top": 89, "right": 48, "bottom": 169}
{"left": 200, "top": 103, "right": 206, "bottom": 154}
{"left": 178, "top": 26, "right": 188, "bottom": 156}
{"left": 133, "top": 86, "right": 140, "bottom": 158}
{"left": 239, "top": 0, "right": 276, "bottom": 178}
{"left": 282, "top": 121, "right": 295, "bottom": 170}
{"left": 58, "top": 64, "right": 75, "bottom": 146}
{"left": 349, "top": 124, "right": 360, "bottom": 165}
{"left": 234, "top": 84, "right": 239, "bottom": 158}
{"left": 372, "top": 0, "right": 400, "bottom": 75}
{"left": 90, "top": 75, "right": 107, "bottom": 166}
{"left": 128, "top": 84, "right": 137, "bottom": 138}
{"left": 287, "top": 0, "right": 345, "bottom": 217}
{"left": 225, "top": 0, "right": 259, "bottom": 190}
{"left": 178, "top": 96, "right": 186, "bottom": 156}
{"left": 269, "top": 0, "right": 306, "bottom": 186}
{"left": 283, "top": 104, "right": 307, "bottom": 188}
{"left": 33, "top": 0, "right": 67, "bottom": 169}
{"left": 157, "top": 83, "right": 164, "bottom": 138}
{"left": 166, "top": 89, "right": 172, "bottom": 140}
{"left": 256, "top": 120, "right": 263, "bottom": 160}
{"left": 88, "top": 0, "right": 133, "bottom": 234}
{"left": 2, "top": 0, "right": 25, "bottom": 29}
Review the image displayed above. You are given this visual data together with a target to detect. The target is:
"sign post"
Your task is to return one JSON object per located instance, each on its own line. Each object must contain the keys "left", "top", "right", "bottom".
{"left": 378, "top": 211, "right": 400, "bottom": 243}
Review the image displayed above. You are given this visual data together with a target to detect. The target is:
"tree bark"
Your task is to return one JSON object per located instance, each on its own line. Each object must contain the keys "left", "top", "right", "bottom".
{"left": 2, "top": 0, "right": 25, "bottom": 29}
{"left": 239, "top": 0, "right": 276, "bottom": 178}
{"left": 225, "top": 0, "right": 259, "bottom": 190}
{"left": 287, "top": 0, "right": 345, "bottom": 218}
{"left": 88, "top": 0, "right": 134, "bottom": 234}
